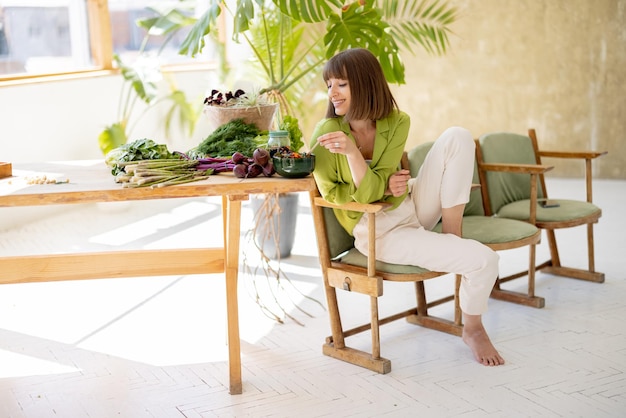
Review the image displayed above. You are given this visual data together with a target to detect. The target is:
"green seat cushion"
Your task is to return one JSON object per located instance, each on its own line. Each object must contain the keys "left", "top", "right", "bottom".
{"left": 497, "top": 199, "right": 600, "bottom": 222}
{"left": 337, "top": 248, "right": 431, "bottom": 274}
{"left": 432, "top": 215, "right": 539, "bottom": 244}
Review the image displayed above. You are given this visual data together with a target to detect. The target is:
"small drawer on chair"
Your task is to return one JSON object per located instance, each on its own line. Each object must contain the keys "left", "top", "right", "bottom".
{"left": 327, "top": 268, "right": 383, "bottom": 297}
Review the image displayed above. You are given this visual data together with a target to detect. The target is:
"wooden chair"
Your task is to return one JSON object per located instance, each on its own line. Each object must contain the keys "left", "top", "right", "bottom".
{"left": 476, "top": 129, "right": 607, "bottom": 286}
{"left": 309, "top": 142, "right": 542, "bottom": 373}
{"left": 407, "top": 142, "right": 544, "bottom": 308}
{"left": 310, "top": 194, "right": 462, "bottom": 374}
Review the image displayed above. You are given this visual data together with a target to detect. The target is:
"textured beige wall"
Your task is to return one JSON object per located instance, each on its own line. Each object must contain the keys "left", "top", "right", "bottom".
{"left": 393, "top": 0, "right": 625, "bottom": 179}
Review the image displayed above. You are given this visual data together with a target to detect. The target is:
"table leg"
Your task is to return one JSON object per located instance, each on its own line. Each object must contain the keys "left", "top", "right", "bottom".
{"left": 224, "top": 195, "right": 243, "bottom": 394}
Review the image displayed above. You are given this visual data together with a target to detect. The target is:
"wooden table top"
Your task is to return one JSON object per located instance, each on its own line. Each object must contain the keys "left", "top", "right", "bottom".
{"left": 0, "top": 160, "right": 317, "bottom": 207}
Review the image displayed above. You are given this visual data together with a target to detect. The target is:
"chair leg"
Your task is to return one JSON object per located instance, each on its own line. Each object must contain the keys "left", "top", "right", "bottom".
{"left": 322, "top": 289, "right": 392, "bottom": 374}
{"left": 406, "top": 278, "right": 463, "bottom": 336}
{"left": 538, "top": 227, "right": 605, "bottom": 283}
{"left": 587, "top": 222, "right": 596, "bottom": 272}
{"left": 546, "top": 229, "right": 561, "bottom": 267}
{"left": 370, "top": 296, "right": 381, "bottom": 359}
{"left": 324, "top": 283, "right": 346, "bottom": 349}
{"left": 528, "top": 243, "right": 537, "bottom": 299}
{"left": 490, "top": 243, "right": 546, "bottom": 308}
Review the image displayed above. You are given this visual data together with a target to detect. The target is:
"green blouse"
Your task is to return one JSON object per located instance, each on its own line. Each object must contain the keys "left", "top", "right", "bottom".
{"left": 310, "top": 109, "right": 410, "bottom": 235}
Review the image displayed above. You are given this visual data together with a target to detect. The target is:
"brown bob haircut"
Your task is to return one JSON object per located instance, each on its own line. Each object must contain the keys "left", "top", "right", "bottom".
{"left": 323, "top": 48, "right": 398, "bottom": 122}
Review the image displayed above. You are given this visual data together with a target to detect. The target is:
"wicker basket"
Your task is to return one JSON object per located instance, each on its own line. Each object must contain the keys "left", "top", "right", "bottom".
{"left": 203, "top": 103, "right": 278, "bottom": 131}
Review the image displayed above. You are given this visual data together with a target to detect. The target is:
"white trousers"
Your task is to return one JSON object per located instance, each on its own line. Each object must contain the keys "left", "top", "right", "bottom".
{"left": 353, "top": 127, "right": 499, "bottom": 315}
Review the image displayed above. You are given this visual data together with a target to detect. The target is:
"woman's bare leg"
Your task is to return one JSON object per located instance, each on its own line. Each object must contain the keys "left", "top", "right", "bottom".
{"left": 442, "top": 204, "right": 505, "bottom": 366}
{"left": 462, "top": 314, "right": 505, "bottom": 366}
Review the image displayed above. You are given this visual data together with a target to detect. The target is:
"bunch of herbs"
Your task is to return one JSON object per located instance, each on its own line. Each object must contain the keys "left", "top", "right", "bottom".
{"left": 188, "top": 118, "right": 265, "bottom": 158}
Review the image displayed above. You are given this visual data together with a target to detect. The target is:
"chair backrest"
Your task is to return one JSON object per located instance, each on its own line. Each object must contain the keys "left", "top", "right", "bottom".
{"left": 478, "top": 132, "right": 546, "bottom": 214}
{"left": 407, "top": 142, "right": 485, "bottom": 216}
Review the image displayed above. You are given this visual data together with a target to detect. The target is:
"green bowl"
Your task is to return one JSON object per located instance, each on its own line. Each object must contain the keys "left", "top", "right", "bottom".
{"left": 272, "top": 154, "right": 315, "bottom": 178}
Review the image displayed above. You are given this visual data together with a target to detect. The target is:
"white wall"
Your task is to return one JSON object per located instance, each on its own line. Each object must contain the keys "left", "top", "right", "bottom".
{"left": 0, "top": 71, "right": 219, "bottom": 163}
{"left": 0, "top": 69, "right": 220, "bottom": 230}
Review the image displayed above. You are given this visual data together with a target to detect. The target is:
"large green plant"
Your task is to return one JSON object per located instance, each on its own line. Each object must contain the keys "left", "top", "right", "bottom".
{"left": 99, "top": 0, "right": 457, "bottom": 154}
{"left": 181, "top": 0, "right": 457, "bottom": 86}
{"left": 180, "top": 0, "right": 457, "bottom": 140}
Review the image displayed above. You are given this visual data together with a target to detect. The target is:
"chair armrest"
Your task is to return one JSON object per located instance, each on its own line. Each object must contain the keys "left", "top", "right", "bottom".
{"left": 313, "top": 196, "right": 391, "bottom": 277}
{"left": 478, "top": 163, "right": 552, "bottom": 224}
{"left": 479, "top": 162, "right": 554, "bottom": 175}
{"left": 538, "top": 150, "right": 607, "bottom": 160}
{"left": 313, "top": 196, "right": 391, "bottom": 214}
{"left": 537, "top": 150, "right": 606, "bottom": 203}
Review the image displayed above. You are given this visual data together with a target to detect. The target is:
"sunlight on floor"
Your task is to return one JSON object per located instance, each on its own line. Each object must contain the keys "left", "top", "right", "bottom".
{"left": 0, "top": 193, "right": 321, "bottom": 373}
{"left": 0, "top": 350, "right": 80, "bottom": 379}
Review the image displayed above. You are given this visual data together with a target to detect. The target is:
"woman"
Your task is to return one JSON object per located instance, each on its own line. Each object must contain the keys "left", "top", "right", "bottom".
{"left": 310, "top": 48, "right": 505, "bottom": 366}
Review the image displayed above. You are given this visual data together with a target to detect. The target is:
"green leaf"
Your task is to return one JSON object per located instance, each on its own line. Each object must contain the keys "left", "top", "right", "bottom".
{"left": 272, "top": 0, "right": 343, "bottom": 23}
{"left": 377, "top": 35, "right": 405, "bottom": 84}
{"left": 136, "top": 8, "right": 197, "bottom": 38}
{"left": 279, "top": 115, "right": 304, "bottom": 152}
{"left": 114, "top": 55, "right": 158, "bottom": 104}
{"left": 324, "top": 2, "right": 387, "bottom": 57}
{"left": 247, "top": 8, "right": 307, "bottom": 83}
{"left": 376, "top": 0, "right": 457, "bottom": 56}
{"left": 98, "top": 122, "right": 128, "bottom": 155}
{"left": 322, "top": 2, "right": 409, "bottom": 83}
{"left": 163, "top": 89, "right": 200, "bottom": 138}
{"left": 178, "top": 2, "right": 222, "bottom": 57}
{"left": 233, "top": 0, "right": 257, "bottom": 38}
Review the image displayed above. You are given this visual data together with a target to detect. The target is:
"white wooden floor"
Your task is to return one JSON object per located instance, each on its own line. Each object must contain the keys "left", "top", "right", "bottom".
{"left": 0, "top": 178, "right": 625, "bottom": 417}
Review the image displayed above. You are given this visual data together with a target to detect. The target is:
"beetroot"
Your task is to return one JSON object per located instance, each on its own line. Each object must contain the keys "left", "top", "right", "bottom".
{"left": 231, "top": 151, "right": 247, "bottom": 164}
{"left": 233, "top": 163, "right": 248, "bottom": 178}
{"left": 262, "top": 162, "right": 275, "bottom": 177}
{"left": 247, "top": 163, "right": 264, "bottom": 178}
{"left": 253, "top": 148, "right": 270, "bottom": 166}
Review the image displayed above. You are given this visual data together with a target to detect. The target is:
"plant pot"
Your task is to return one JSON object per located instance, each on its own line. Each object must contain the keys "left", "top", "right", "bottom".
{"left": 250, "top": 193, "right": 299, "bottom": 259}
{"left": 203, "top": 103, "right": 278, "bottom": 131}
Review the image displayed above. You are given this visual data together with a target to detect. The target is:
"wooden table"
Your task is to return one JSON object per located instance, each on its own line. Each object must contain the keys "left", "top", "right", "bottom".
{"left": 0, "top": 160, "right": 317, "bottom": 394}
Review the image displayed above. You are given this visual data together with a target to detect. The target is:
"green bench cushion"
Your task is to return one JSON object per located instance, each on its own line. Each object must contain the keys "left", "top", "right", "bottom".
{"left": 336, "top": 248, "right": 432, "bottom": 274}
{"left": 497, "top": 199, "right": 601, "bottom": 222}
{"left": 432, "top": 215, "right": 539, "bottom": 244}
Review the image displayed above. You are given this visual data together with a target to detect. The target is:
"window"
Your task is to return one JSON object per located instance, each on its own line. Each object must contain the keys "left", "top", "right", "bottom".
{"left": 0, "top": 0, "right": 220, "bottom": 81}
{"left": 0, "top": 0, "right": 93, "bottom": 76}
{"left": 108, "top": 0, "right": 220, "bottom": 66}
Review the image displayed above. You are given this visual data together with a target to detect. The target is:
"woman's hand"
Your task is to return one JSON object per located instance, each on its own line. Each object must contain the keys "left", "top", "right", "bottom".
{"left": 316, "top": 131, "right": 359, "bottom": 155}
{"left": 385, "top": 169, "right": 411, "bottom": 197}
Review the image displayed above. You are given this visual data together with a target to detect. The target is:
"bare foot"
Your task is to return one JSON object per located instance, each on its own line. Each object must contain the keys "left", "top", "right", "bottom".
{"left": 462, "top": 314, "right": 505, "bottom": 366}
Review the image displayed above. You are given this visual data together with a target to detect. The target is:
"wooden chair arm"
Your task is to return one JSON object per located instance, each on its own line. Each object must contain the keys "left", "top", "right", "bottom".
{"left": 313, "top": 196, "right": 391, "bottom": 278}
{"left": 537, "top": 151, "right": 607, "bottom": 203}
{"left": 477, "top": 163, "right": 549, "bottom": 224}
{"left": 479, "top": 162, "right": 554, "bottom": 175}
{"left": 538, "top": 150, "right": 607, "bottom": 160}
{"left": 528, "top": 129, "right": 605, "bottom": 202}
{"left": 313, "top": 196, "right": 391, "bottom": 214}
